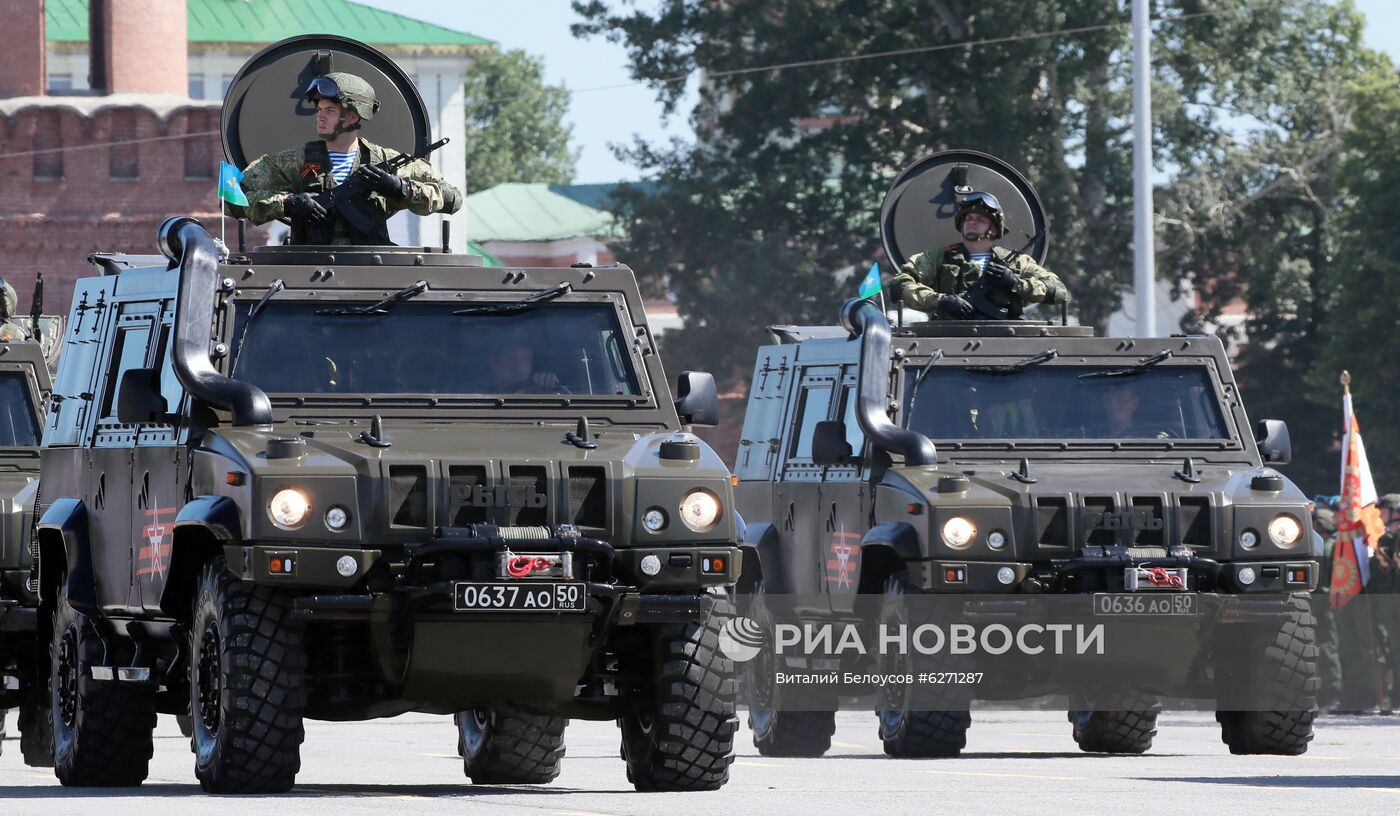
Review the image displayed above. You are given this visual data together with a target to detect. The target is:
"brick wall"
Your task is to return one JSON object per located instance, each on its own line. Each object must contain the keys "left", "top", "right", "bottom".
{"left": 0, "top": 103, "right": 269, "bottom": 313}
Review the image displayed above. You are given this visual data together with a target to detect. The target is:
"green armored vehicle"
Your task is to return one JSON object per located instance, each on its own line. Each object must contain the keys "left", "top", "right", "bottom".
{"left": 31, "top": 36, "right": 738, "bottom": 793}
{"left": 732, "top": 152, "right": 1318, "bottom": 759}
{"left": 0, "top": 338, "right": 52, "bottom": 766}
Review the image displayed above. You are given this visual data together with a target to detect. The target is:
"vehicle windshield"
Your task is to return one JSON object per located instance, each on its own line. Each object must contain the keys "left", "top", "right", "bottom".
{"left": 0, "top": 371, "right": 39, "bottom": 446}
{"left": 904, "top": 364, "right": 1230, "bottom": 441}
{"left": 231, "top": 300, "right": 641, "bottom": 397}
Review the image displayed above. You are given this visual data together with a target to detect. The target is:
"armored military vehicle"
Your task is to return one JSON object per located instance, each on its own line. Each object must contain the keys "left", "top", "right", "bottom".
{"left": 733, "top": 151, "right": 1318, "bottom": 759}
{"left": 30, "top": 36, "right": 739, "bottom": 793}
{"left": 0, "top": 337, "right": 54, "bottom": 766}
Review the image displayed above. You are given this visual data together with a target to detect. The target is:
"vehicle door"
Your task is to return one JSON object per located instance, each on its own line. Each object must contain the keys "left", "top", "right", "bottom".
{"left": 88, "top": 301, "right": 159, "bottom": 613}
{"left": 136, "top": 307, "right": 189, "bottom": 613}
{"left": 776, "top": 365, "right": 839, "bottom": 616}
{"left": 820, "top": 366, "right": 870, "bottom": 616}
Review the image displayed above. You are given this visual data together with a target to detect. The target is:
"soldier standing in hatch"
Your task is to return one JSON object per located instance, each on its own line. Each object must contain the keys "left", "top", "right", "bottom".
{"left": 240, "top": 72, "right": 462, "bottom": 245}
{"left": 888, "top": 192, "right": 1068, "bottom": 319}
{"left": 0, "top": 278, "right": 30, "bottom": 342}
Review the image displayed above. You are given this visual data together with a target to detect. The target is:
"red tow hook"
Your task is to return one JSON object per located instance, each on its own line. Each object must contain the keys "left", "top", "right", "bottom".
{"left": 1145, "top": 567, "right": 1186, "bottom": 589}
{"left": 506, "top": 556, "right": 555, "bottom": 578}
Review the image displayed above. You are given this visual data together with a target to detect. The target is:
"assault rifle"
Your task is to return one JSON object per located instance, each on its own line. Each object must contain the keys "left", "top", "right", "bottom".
{"left": 964, "top": 228, "right": 1046, "bottom": 320}
{"left": 305, "top": 137, "right": 449, "bottom": 243}
{"left": 30, "top": 270, "right": 43, "bottom": 345}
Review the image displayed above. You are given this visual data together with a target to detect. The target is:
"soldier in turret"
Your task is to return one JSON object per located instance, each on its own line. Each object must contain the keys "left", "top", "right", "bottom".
{"left": 888, "top": 192, "right": 1067, "bottom": 319}
{"left": 240, "top": 72, "right": 462, "bottom": 245}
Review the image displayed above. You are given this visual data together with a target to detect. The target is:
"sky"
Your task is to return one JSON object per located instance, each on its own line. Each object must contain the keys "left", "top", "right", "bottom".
{"left": 360, "top": 0, "right": 1400, "bottom": 185}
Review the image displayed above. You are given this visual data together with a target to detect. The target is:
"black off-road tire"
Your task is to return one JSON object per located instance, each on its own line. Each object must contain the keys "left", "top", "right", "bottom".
{"left": 190, "top": 558, "right": 306, "bottom": 793}
{"left": 1216, "top": 595, "right": 1317, "bottom": 755}
{"left": 459, "top": 705, "right": 567, "bottom": 784}
{"left": 620, "top": 593, "right": 737, "bottom": 791}
{"left": 19, "top": 695, "right": 55, "bottom": 767}
{"left": 743, "top": 583, "right": 836, "bottom": 757}
{"left": 175, "top": 713, "right": 194, "bottom": 739}
{"left": 50, "top": 582, "right": 156, "bottom": 786}
{"left": 1069, "top": 690, "right": 1161, "bottom": 754}
{"left": 876, "top": 575, "right": 970, "bottom": 758}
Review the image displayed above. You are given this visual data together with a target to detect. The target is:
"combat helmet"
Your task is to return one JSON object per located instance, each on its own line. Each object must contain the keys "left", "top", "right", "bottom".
{"left": 954, "top": 191, "right": 1008, "bottom": 239}
{"left": 305, "top": 72, "right": 381, "bottom": 121}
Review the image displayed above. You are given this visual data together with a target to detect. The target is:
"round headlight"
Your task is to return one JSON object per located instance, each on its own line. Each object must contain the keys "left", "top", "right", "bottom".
{"left": 679, "top": 490, "right": 721, "bottom": 532}
{"left": 1239, "top": 529, "right": 1259, "bottom": 549}
{"left": 643, "top": 508, "right": 668, "bottom": 533}
{"left": 1268, "top": 514, "right": 1303, "bottom": 548}
{"left": 640, "top": 554, "right": 663, "bottom": 576}
{"left": 987, "top": 530, "right": 1007, "bottom": 550}
{"left": 942, "top": 516, "right": 976, "bottom": 549}
{"left": 1237, "top": 566, "right": 1258, "bottom": 586}
{"left": 268, "top": 488, "right": 310, "bottom": 529}
{"left": 996, "top": 566, "right": 1016, "bottom": 585}
{"left": 325, "top": 506, "right": 350, "bottom": 531}
{"left": 335, "top": 555, "right": 358, "bottom": 577}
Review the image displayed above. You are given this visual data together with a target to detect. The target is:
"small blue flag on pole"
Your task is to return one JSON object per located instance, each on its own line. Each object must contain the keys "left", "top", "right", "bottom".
{"left": 217, "top": 161, "right": 249, "bottom": 207}
{"left": 857, "top": 261, "right": 882, "bottom": 299}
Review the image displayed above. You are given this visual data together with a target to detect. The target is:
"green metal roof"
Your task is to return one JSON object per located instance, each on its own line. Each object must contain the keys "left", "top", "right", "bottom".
{"left": 467, "top": 184, "right": 617, "bottom": 243}
{"left": 46, "top": 0, "right": 492, "bottom": 46}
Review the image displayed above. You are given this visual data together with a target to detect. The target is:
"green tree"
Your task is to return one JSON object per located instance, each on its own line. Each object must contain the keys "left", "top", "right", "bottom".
{"left": 577, "top": 0, "right": 1379, "bottom": 493}
{"left": 464, "top": 48, "right": 578, "bottom": 191}
{"left": 1305, "top": 63, "right": 1400, "bottom": 492}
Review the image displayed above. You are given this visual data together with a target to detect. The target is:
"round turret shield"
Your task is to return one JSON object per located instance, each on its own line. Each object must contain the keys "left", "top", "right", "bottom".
{"left": 880, "top": 150, "right": 1049, "bottom": 270}
{"left": 220, "top": 34, "right": 432, "bottom": 169}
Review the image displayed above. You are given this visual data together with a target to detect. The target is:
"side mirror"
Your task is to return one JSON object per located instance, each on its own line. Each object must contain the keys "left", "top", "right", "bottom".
{"left": 117, "top": 368, "right": 167, "bottom": 424}
{"left": 1256, "top": 419, "right": 1291, "bottom": 465}
{"left": 812, "top": 420, "right": 853, "bottom": 466}
{"left": 674, "top": 371, "right": 719, "bottom": 427}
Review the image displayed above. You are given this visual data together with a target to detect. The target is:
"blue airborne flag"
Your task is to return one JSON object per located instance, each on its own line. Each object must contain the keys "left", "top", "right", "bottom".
{"left": 857, "top": 261, "right": 882, "bottom": 299}
{"left": 218, "top": 161, "right": 249, "bottom": 207}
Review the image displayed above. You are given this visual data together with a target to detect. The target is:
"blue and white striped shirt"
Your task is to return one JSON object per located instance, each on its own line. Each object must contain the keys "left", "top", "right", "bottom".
{"left": 968, "top": 252, "right": 992, "bottom": 272}
{"left": 328, "top": 150, "right": 355, "bottom": 184}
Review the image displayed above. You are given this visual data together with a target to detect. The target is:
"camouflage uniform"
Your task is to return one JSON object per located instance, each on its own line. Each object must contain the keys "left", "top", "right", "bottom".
{"left": 0, "top": 280, "right": 29, "bottom": 342}
{"left": 240, "top": 139, "right": 462, "bottom": 245}
{"left": 1372, "top": 494, "right": 1400, "bottom": 710}
{"left": 890, "top": 243, "right": 1068, "bottom": 316}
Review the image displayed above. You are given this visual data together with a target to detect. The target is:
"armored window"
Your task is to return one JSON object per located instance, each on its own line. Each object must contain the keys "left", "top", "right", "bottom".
{"left": 45, "top": 282, "right": 113, "bottom": 447}
{"left": 836, "top": 385, "right": 865, "bottom": 458}
{"left": 788, "top": 384, "right": 833, "bottom": 460}
{"left": 108, "top": 112, "right": 139, "bottom": 180}
{"left": 98, "top": 324, "right": 153, "bottom": 420}
{"left": 0, "top": 373, "right": 40, "bottom": 447}
{"left": 151, "top": 324, "right": 185, "bottom": 418}
{"left": 32, "top": 109, "right": 63, "bottom": 180}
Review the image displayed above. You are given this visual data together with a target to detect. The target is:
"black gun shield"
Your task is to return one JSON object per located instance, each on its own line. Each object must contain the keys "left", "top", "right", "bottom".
{"left": 879, "top": 150, "right": 1049, "bottom": 271}
{"left": 221, "top": 34, "right": 432, "bottom": 169}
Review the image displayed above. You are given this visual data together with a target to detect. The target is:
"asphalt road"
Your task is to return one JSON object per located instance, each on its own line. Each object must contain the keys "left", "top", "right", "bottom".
{"left": 3, "top": 709, "right": 1398, "bottom": 815}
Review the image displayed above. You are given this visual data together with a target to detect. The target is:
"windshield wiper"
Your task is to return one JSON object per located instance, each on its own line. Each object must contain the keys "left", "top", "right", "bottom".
{"left": 966, "top": 349, "right": 1058, "bottom": 375}
{"left": 454, "top": 282, "right": 572, "bottom": 316}
{"left": 1078, "top": 349, "right": 1173, "bottom": 379}
{"left": 317, "top": 280, "right": 429, "bottom": 316}
{"left": 231, "top": 278, "right": 284, "bottom": 376}
{"left": 903, "top": 350, "right": 944, "bottom": 424}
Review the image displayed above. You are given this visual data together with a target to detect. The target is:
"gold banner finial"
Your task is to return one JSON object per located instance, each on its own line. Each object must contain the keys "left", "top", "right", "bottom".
{"left": 1341, "top": 370, "right": 1352, "bottom": 393}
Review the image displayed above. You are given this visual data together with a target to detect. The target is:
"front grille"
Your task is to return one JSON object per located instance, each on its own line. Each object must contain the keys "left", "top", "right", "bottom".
{"left": 566, "top": 466, "right": 607, "bottom": 529}
{"left": 389, "top": 465, "right": 429, "bottom": 527}
{"left": 1179, "top": 497, "right": 1212, "bottom": 549}
{"left": 1130, "top": 496, "right": 1165, "bottom": 547}
{"left": 1083, "top": 496, "right": 1116, "bottom": 546}
{"left": 447, "top": 465, "right": 490, "bottom": 526}
{"left": 506, "top": 466, "right": 548, "bottom": 527}
{"left": 1034, "top": 496, "right": 1071, "bottom": 550}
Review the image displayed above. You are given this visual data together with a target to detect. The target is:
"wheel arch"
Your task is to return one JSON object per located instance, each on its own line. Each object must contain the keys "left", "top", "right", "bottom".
{"left": 161, "top": 496, "right": 242, "bottom": 619}
{"left": 35, "top": 499, "right": 93, "bottom": 615}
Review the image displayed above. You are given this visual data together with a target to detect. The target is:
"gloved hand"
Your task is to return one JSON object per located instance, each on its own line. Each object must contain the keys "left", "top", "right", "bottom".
{"left": 353, "top": 164, "right": 407, "bottom": 199}
{"left": 284, "top": 193, "right": 328, "bottom": 224}
{"left": 887, "top": 278, "right": 908, "bottom": 302}
{"left": 937, "top": 294, "right": 975, "bottom": 319}
{"left": 983, "top": 260, "right": 1019, "bottom": 292}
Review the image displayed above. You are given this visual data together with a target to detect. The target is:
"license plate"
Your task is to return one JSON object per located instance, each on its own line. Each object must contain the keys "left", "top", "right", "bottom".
{"left": 1093, "top": 593, "right": 1197, "bottom": 617}
{"left": 453, "top": 582, "right": 587, "bottom": 613}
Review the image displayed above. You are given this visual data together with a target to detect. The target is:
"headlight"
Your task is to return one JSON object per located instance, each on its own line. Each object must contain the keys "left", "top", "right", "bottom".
{"left": 942, "top": 516, "right": 976, "bottom": 549}
{"left": 1268, "top": 514, "right": 1303, "bottom": 548}
{"left": 269, "top": 488, "right": 310, "bottom": 529}
{"left": 325, "top": 506, "right": 350, "bottom": 531}
{"left": 679, "top": 490, "right": 721, "bottom": 532}
{"left": 643, "top": 508, "right": 668, "bottom": 533}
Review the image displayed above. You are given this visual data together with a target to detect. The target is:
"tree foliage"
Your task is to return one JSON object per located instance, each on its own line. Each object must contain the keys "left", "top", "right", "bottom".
{"left": 463, "top": 48, "right": 578, "bottom": 192}
{"left": 577, "top": 0, "right": 1394, "bottom": 492}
